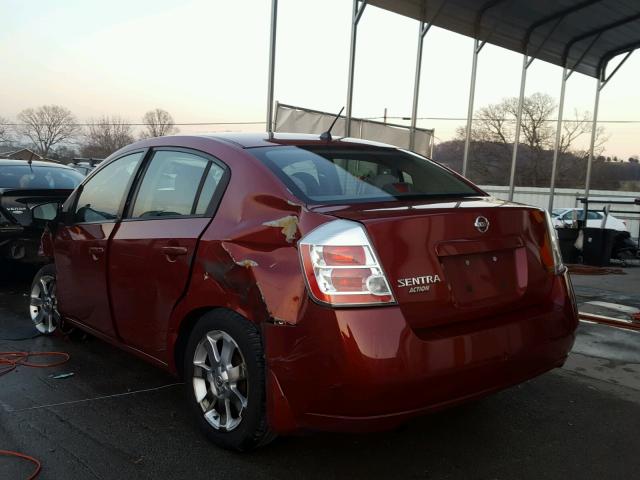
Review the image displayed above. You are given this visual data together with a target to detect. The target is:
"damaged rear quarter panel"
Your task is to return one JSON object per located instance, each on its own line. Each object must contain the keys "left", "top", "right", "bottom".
{"left": 166, "top": 144, "right": 330, "bottom": 372}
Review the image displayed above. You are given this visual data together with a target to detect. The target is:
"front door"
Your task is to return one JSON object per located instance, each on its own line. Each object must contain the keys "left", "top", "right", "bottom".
{"left": 108, "top": 148, "right": 227, "bottom": 360}
{"left": 54, "top": 151, "right": 145, "bottom": 336}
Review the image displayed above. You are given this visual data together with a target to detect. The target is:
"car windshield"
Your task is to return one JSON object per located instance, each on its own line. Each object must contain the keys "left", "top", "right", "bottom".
{"left": 250, "top": 146, "right": 483, "bottom": 205}
{"left": 551, "top": 209, "right": 567, "bottom": 217}
{"left": 0, "top": 165, "right": 83, "bottom": 189}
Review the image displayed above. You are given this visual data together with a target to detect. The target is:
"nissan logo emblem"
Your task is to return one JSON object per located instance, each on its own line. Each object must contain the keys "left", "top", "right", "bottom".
{"left": 474, "top": 216, "right": 490, "bottom": 233}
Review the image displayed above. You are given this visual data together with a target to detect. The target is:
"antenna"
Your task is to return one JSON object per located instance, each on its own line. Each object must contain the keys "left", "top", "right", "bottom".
{"left": 320, "top": 107, "right": 345, "bottom": 141}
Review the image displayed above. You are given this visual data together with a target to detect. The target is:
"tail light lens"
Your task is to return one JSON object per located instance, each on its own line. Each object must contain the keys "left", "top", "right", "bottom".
{"left": 533, "top": 210, "right": 565, "bottom": 275}
{"left": 299, "top": 219, "right": 395, "bottom": 306}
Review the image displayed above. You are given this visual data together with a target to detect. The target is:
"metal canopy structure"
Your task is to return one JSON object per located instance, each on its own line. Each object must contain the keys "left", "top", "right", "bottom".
{"left": 367, "top": 0, "right": 640, "bottom": 79}
{"left": 265, "top": 0, "right": 640, "bottom": 210}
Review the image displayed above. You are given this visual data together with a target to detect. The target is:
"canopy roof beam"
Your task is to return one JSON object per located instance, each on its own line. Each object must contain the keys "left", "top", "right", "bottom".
{"left": 601, "top": 49, "right": 633, "bottom": 89}
{"left": 562, "top": 12, "right": 640, "bottom": 66}
{"left": 522, "top": 0, "right": 604, "bottom": 52}
{"left": 598, "top": 40, "right": 640, "bottom": 76}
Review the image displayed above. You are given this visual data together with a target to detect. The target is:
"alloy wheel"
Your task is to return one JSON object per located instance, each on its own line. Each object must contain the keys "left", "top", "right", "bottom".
{"left": 192, "top": 330, "right": 248, "bottom": 431}
{"left": 29, "top": 274, "right": 59, "bottom": 334}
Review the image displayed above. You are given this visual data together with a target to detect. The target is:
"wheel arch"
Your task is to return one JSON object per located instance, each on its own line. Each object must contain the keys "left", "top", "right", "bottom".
{"left": 172, "top": 305, "right": 257, "bottom": 379}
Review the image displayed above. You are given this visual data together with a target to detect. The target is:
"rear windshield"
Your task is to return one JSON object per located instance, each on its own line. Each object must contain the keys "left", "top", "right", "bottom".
{"left": 0, "top": 165, "right": 83, "bottom": 189}
{"left": 250, "top": 146, "right": 483, "bottom": 205}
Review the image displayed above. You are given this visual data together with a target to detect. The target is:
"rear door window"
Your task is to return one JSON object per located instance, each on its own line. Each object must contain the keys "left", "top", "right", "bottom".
{"left": 129, "top": 150, "right": 223, "bottom": 219}
{"left": 250, "top": 146, "right": 482, "bottom": 205}
{"left": 194, "top": 163, "right": 225, "bottom": 215}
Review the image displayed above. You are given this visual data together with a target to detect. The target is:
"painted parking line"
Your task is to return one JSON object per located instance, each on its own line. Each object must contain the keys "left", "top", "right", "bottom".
{"left": 585, "top": 301, "right": 640, "bottom": 315}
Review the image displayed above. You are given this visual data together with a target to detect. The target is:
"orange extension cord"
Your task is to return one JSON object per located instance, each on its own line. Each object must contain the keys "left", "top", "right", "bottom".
{"left": 0, "top": 449, "right": 42, "bottom": 480}
{"left": 0, "top": 351, "right": 70, "bottom": 479}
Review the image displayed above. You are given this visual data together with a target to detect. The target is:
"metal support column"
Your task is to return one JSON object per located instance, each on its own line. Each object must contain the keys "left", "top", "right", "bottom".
{"left": 409, "top": 21, "right": 431, "bottom": 151}
{"left": 584, "top": 75, "right": 601, "bottom": 205}
{"left": 507, "top": 54, "right": 533, "bottom": 201}
{"left": 345, "top": 0, "right": 367, "bottom": 137}
{"left": 265, "top": 0, "right": 278, "bottom": 132}
{"left": 462, "top": 39, "right": 485, "bottom": 176}
{"left": 584, "top": 49, "right": 634, "bottom": 208}
{"left": 548, "top": 67, "right": 568, "bottom": 212}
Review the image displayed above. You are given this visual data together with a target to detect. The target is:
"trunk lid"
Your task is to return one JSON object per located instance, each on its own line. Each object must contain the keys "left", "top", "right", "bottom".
{"left": 313, "top": 197, "right": 553, "bottom": 330}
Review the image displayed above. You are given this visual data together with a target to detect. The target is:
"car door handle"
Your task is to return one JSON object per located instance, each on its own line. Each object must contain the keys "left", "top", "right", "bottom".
{"left": 161, "top": 246, "right": 188, "bottom": 261}
{"left": 88, "top": 246, "right": 104, "bottom": 260}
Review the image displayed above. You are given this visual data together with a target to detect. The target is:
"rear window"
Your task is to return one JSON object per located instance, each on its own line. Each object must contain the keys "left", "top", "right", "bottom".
{"left": 249, "top": 146, "right": 483, "bottom": 204}
{"left": 0, "top": 165, "right": 83, "bottom": 189}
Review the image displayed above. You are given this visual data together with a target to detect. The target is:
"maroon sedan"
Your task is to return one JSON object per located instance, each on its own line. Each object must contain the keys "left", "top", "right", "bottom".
{"left": 31, "top": 133, "right": 578, "bottom": 450}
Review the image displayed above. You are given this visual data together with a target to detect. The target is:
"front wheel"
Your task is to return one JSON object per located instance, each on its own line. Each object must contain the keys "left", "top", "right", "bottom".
{"left": 29, "top": 264, "right": 60, "bottom": 335}
{"left": 183, "top": 309, "right": 274, "bottom": 451}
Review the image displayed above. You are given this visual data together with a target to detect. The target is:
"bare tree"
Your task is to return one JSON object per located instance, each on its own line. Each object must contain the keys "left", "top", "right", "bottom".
{"left": 17, "top": 105, "right": 80, "bottom": 157}
{"left": 81, "top": 116, "right": 135, "bottom": 158}
{"left": 454, "top": 93, "right": 609, "bottom": 187}
{"left": 457, "top": 93, "right": 557, "bottom": 151}
{"left": 457, "top": 93, "right": 605, "bottom": 154}
{"left": 0, "top": 116, "right": 10, "bottom": 145}
{"left": 559, "top": 109, "right": 608, "bottom": 158}
{"left": 140, "top": 108, "right": 178, "bottom": 138}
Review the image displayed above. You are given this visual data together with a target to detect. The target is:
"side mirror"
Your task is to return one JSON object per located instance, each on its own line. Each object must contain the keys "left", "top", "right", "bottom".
{"left": 31, "top": 202, "right": 60, "bottom": 223}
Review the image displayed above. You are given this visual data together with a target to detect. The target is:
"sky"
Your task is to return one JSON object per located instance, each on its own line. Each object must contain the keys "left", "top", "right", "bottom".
{"left": 1, "top": 0, "right": 638, "bottom": 159}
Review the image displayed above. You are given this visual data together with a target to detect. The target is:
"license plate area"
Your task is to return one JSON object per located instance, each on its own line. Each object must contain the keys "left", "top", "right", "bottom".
{"left": 440, "top": 248, "right": 526, "bottom": 307}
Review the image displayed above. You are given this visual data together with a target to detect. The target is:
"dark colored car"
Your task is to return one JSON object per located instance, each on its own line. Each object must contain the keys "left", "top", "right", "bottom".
{"left": 0, "top": 159, "right": 83, "bottom": 263}
{"left": 32, "top": 133, "right": 578, "bottom": 451}
{"left": 69, "top": 158, "right": 103, "bottom": 176}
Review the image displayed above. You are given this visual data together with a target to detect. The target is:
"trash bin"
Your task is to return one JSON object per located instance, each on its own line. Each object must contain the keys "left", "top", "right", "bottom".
{"left": 556, "top": 228, "right": 580, "bottom": 263}
{"left": 582, "top": 228, "right": 617, "bottom": 267}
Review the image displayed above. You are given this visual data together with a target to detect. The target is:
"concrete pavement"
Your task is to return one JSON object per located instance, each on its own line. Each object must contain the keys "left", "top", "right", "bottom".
{"left": 1, "top": 263, "right": 638, "bottom": 479}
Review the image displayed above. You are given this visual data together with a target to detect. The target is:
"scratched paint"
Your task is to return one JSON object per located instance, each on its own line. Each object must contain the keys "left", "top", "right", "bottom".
{"left": 262, "top": 216, "right": 299, "bottom": 243}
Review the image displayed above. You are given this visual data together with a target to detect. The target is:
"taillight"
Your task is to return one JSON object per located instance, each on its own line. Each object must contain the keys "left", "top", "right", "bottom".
{"left": 299, "top": 219, "right": 395, "bottom": 306}
{"left": 532, "top": 210, "right": 565, "bottom": 275}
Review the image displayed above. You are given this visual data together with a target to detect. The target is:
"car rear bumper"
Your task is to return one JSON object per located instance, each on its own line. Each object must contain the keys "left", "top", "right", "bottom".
{"left": 263, "top": 272, "right": 578, "bottom": 433}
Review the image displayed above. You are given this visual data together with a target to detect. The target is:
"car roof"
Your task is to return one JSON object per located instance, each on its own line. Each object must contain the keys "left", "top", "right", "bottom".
{"left": 195, "top": 132, "right": 398, "bottom": 150}
{"left": 0, "top": 158, "right": 75, "bottom": 169}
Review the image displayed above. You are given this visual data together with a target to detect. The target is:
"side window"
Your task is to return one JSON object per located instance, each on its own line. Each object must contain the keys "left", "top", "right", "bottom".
{"left": 194, "top": 163, "right": 225, "bottom": 215}
{"left": 130, "top": 151, "right": 210, "bottom": 219}
{"left": 74, "top": 152, "right": 143, "bottom": 223}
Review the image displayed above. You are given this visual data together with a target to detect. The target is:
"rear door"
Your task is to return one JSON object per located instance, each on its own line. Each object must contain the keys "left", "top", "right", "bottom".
{"left": 108, "top": 148, "right": 228, "bottom": 359}
{"left": 55, "top": 151, "right": 145, "bottom": 336}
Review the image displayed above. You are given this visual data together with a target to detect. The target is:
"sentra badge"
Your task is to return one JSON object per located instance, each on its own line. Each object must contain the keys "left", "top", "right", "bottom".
{"left": 397, "top": 275, "right": 441, "bottom": 293}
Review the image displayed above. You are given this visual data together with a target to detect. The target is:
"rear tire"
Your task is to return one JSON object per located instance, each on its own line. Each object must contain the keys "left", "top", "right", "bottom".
{"left": 183, "top": 309, "right": 275, "bottom": 451}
